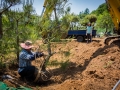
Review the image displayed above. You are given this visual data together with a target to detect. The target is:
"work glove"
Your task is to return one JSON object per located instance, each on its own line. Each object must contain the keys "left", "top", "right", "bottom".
{"left": 36, "top": 52, "right": 44, "bottom": 57}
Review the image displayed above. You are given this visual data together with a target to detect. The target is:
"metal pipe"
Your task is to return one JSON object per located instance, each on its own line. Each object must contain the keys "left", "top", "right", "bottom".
{"left": 112, "top": 80, "right": 120, "bottom": 90}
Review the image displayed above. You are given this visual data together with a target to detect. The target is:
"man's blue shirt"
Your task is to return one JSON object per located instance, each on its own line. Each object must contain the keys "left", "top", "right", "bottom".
{"left": 18, "top": 49, "right": 36, "bottom": 73}
{"left": 86, "top": 26, "right": 93, "bottom": 34}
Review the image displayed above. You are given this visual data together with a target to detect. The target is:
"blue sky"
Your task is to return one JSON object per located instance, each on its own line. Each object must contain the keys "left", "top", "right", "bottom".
{"left": 33, "top": 0, "right": 105, "bottom": 15}
{"left": 68, "top": 0, "right": 105, "bottom": 14}
{"left": 12, "top": 0, "right": 105, "bottom": 15}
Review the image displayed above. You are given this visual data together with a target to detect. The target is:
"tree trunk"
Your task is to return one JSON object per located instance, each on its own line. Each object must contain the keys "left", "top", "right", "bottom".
{"left": 0, "top": 13, "right": 3, "bottom": 38}
{"left": 16, "top": 20, "right": 19, "bottom": 62}
{"left": 54, "top": 8, "right": 58, "bottom": 22}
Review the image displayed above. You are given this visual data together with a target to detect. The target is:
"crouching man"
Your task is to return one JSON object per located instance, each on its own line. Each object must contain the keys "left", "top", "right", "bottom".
{"left": 18, "top": 40, "right": 44, "bottom": 82}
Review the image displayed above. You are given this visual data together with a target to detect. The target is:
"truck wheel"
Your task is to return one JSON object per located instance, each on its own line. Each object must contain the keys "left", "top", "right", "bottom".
{"left": 77, "top": 36, "right": 84, "bottom": 42}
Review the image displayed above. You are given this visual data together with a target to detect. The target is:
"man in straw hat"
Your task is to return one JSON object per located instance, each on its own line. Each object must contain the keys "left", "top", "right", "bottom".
{"left": 18, "top": 40, "right": 44, "bottom": 81}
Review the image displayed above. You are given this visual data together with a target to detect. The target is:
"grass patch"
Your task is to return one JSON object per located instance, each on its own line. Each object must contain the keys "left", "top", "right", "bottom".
{"left": 103, "top": 61, "right": 113, "bottom": 68}
{"left": 60, "top": 60, "right": 69, "bottom": 70}
{"left": 63, "top": 51, "right": 70, "bottom": 57}
{"left": 47, "top": 60, "right": 70, "bottom": 70}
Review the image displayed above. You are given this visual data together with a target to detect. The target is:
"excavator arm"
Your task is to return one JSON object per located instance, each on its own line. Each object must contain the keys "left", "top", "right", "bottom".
{"left": 105, "top": 0, "right": 120, "bottom": 45}
{"left": 40, "top": 0, "right": 60, "bottom": 39}
{"left": 40, "top": 0, "right": 58, "bottom": 20}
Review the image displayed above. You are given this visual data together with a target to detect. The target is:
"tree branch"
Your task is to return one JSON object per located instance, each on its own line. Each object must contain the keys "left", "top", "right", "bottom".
{"left": 0, "top": 4, "right": 13, "bottom": 14}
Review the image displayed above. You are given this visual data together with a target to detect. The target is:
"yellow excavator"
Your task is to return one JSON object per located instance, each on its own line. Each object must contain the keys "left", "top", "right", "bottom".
{"left": 105, "top": 0, "right": 120, "bottom": 45}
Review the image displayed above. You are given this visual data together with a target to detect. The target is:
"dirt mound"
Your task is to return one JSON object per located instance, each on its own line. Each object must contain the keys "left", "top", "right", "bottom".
{"left": 1, "top": 38, "right": 120, "bottom": 90}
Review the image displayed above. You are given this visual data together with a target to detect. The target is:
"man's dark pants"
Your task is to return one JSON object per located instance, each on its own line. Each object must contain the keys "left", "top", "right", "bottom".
{"left": 19, "top": 66, "right": 36, "bottom": 81}
{"left": 87, "top": 33, "right": 92, "bottom": 43}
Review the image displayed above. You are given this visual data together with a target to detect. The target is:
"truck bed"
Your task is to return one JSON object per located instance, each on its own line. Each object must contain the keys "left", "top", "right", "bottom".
{"left": 67, "top": 30, "right": 97, "bottom": 42}
{"left": 68, "top": 30, "right": 96, "bottom": 36}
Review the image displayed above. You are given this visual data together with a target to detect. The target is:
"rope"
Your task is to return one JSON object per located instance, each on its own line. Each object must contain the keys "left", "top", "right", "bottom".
{"left": 41, "top": 71, "right": 49, "bottom": 81}
{"left": 33, "top": 46, "right": 43, "bottom": 82}
{"left": 33, "top": 47, "right": 52, "bottom": 82}
{"left": 34, "top": 55, "right": 50, "bottom": 82}
{"left": 34, "top": 57, "right": 44, "bottom": 82}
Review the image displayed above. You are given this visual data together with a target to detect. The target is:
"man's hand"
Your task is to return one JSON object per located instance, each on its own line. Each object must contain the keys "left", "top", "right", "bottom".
{"left": 38, "top": 52, "right": 44, "bottom": 57}
{"left": 36, "top": 52, "right": 44, "bottom": 57}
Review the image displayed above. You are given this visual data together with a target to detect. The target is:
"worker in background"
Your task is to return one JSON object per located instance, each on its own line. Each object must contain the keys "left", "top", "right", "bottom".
{"left": 86, "top": 23, "right": 93, "bottom": 43}
{"left": 18, "top": 40, "right": 44, "bottom": 81}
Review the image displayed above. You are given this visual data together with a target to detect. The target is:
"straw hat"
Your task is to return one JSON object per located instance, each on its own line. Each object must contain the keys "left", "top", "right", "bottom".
{"left": 20, "top": 40, "right": 34, "bottom": 49}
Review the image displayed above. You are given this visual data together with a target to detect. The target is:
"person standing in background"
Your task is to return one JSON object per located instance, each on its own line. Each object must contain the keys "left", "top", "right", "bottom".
{"left": 86, "top": 23, "right": 93, "bottom": 43}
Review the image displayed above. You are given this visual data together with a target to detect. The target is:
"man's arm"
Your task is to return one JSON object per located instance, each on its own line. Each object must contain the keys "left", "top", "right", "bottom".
{"left": 20, "top": 52, "right": 36, "bottom": 61}
{"left": 90, "top": 26, "right": 93, "bottom": 35}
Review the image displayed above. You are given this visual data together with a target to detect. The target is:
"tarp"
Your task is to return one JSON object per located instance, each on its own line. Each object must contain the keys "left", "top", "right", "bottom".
{"left": 0, "top": 82, "right": 32, "bottom": 90}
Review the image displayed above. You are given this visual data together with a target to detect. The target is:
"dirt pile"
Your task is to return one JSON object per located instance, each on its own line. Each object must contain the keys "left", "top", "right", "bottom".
{"left": 1, "top": 38, "right": 120, "bottom": 90}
